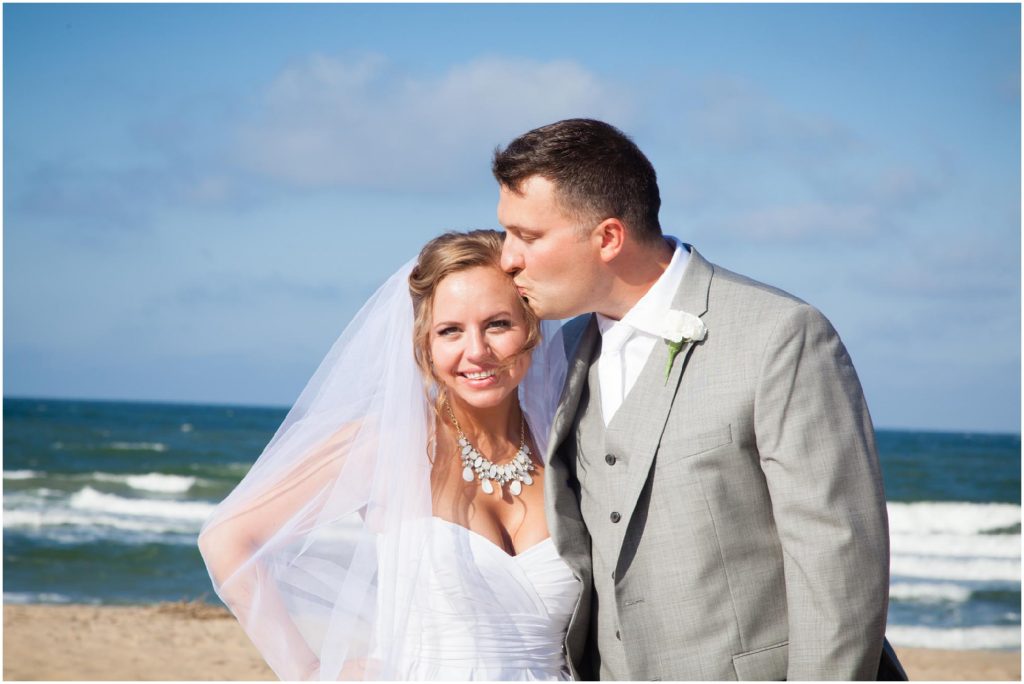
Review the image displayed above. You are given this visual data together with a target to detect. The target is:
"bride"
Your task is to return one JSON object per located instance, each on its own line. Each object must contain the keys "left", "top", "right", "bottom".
{"left": 198, "top": 230, "right": 579, "bottom": 680}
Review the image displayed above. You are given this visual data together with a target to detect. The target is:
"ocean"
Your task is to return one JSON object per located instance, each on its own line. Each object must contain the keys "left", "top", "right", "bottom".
{"left": 3, "top": 397, "right": 1020, "bottom": 651}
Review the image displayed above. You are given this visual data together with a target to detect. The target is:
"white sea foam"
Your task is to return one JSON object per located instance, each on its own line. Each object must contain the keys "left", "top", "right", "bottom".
{"left": 886, "top": 501, "right": 1022, "bottom": 592}
{"left": 3, "top": 592, "right": 75, "bottom": 604}
{"left": 107, "top": 442, "right": 168, "bottom": 452}
{"left": 3, "top": 470, "right": 44, "bottom": 480}
{"left": 886, "top": 624, "right": 1021, "bottom": 650}
{"left": 891, "top": 555, "right": 1020, "bottom": 582}
{"left": 891, "top": 532, "right": 1021, "bottom": 559}
{"left": 3, "top": 491, "right": 41, "bottom": 506}
{"left": 3, "top": 507, "right": 199, "bottom": 535}
{"left": 92, "top": 472, "right": 197, "bottom": 493}
{"left": 4, "top": 486, "right": 214, "bottom": 537}
{"left": 124, "top": 473, "right": 196, "bottom": 493}
{"left": 889, "top": 582, "right": 974, "bottom": 603}
{"left": 3, "top": 505, "right": 199, "bottom": 545}
{"left": 3, "top": 490, "right": 61, "bottom": 508}
{"left": 68, "top": 487, "right": 214, "bottom": 522}
{"left": 887, "top": 502, "right": 1020, "bottom": 535}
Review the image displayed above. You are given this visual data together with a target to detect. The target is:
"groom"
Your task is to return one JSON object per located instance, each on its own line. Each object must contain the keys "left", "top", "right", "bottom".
{"left": 493, "top": 119, "right": 904, "bottom": 680}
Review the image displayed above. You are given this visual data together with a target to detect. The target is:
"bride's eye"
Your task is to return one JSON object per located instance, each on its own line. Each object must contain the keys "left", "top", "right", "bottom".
{"left": 437, "top": 326, "right": 459, "bottom": 336}
{"left": 487, "top": 320, "right": 511, "bottom": 330}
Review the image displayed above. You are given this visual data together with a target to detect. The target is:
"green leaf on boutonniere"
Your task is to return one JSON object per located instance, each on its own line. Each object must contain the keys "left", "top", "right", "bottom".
{"left": 664, "top": 339, "right": 685, "bottom": 384}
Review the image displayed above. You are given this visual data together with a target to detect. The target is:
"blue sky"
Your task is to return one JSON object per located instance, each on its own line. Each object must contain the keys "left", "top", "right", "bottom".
{"left": 4, "top": 3, "right": 1020, "bottom": 433}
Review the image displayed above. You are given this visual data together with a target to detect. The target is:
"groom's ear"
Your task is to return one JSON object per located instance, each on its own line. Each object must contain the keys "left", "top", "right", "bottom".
{"left": 595, "top": 218, "right": 626, "bottom": 264}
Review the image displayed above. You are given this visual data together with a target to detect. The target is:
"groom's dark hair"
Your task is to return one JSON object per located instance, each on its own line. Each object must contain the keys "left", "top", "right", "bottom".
{"left": 492, "top": 118, "right": 662, "bottom": 244}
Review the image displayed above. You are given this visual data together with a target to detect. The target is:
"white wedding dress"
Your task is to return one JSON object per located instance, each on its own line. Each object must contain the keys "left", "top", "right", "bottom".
{"left": 379, "top": 516, "right": 581, "bottom": 680}
{"left": 199, "top": 260, "right": 576, "bottom": 681}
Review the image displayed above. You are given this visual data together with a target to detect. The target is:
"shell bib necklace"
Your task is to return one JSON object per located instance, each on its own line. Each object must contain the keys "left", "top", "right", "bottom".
{"left": 444, "top": 399, "right": 535, "bottom": 496}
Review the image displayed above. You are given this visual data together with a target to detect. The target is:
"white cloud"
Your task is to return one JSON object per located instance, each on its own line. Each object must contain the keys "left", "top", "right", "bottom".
{"left": 719, "top": 202, "right": 883, "bottom": 241}
{"left": 689, "top": 75, "right": 858, "bottom": 160}
{"left": 868, "top": 236, "right": 1020, "bottom": 300}
{"left": 235, "top": 54, "right": 631, "bottom": 190}
{"left": 701, "top": 161, "right": 952, "bottom": 243}
{"left": 868, "top": 164, "right": 949, "bottom": 210}
{"left": 661, "top": 75, "right": 956, "bottom": 245}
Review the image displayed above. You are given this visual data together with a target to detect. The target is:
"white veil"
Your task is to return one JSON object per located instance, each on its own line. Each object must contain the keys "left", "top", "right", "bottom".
{"left": 198, "top": 256, "right": 568, "bottom": 680}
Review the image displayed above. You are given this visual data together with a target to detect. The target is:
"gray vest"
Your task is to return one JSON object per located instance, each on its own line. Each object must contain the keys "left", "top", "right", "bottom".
{"left": 575, "top": 338, "right": 668, "bottom": 679}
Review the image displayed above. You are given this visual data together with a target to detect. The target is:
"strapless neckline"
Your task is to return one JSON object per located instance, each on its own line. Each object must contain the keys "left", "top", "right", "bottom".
{"left": 376, "top": 514, "right": 580, "bottom": 679}
{"left": 431, "top": 515, "right": 555, "bottom": 559}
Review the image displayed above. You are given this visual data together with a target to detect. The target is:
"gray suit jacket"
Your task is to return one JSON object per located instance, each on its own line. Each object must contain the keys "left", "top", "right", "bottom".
{"left": 545, "top": 247, "right": 893, "bottom": 680}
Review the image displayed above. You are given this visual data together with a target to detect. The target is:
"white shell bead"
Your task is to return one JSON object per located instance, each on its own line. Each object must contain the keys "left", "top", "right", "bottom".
{"left": 481, "top": 479, "right": 494, "bottom": 494}
{"left": 522, "top": 472, "right": 533, "bottom": 486}
{"left": 462, "top": 466, "right": 475, "bottom": 482}
{"left": 509, "top": 480, "right": 522, "bottom": 496}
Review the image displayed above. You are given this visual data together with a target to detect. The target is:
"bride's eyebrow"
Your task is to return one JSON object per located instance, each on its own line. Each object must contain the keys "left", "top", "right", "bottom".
{"left": 432, "top": 312, "right": 513, "bottom": 328}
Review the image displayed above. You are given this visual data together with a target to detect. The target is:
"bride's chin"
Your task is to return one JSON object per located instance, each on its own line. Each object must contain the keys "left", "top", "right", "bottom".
{"left": 449, "top": 388, "right": 517, "bottom": 411}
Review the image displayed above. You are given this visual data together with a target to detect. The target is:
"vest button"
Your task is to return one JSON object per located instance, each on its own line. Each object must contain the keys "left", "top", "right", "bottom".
{"left": 615, "top": 629, "right": 622, "bottom": 640}
{"left": 605, "top": 454, "right": 616, "bottom": 465}
{"left": 610, "top": 511, "right": 621, "bottom": 523}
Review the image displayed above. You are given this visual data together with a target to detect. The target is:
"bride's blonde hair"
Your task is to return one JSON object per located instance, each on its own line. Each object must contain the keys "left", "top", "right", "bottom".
{"left": 408, "top": 230, "right": 541, "bottom": 409}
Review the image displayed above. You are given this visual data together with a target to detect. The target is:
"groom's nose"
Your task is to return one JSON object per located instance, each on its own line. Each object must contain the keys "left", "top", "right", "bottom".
{"left": 500, "top": 240, "right": 523, "bottom": 275}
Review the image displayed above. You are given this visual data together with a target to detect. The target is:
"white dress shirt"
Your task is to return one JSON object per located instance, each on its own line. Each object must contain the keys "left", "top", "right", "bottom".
{"left": 595, "top": 238, "right": 690, "bottom": 425}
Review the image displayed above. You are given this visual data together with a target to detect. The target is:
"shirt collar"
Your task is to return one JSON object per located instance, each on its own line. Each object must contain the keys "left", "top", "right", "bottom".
{"left": 597, "top": 237, "right": 691, "bottom": 339}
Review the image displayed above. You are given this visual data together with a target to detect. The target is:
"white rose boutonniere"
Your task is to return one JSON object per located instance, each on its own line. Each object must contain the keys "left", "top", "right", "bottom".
{"left": 662, "top": 310, "right": 707, "bottom": 383}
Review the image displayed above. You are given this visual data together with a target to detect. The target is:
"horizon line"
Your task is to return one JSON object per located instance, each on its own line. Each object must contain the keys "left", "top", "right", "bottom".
{"left": 3, "top": 393, "right": 1020, "bottom": 439}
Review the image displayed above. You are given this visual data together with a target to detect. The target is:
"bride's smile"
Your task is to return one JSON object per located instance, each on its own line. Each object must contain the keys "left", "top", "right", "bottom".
{"left": 460, "top": 368, "right": 499, "bottom": 387}
{"left": 430, "top": 265, "right": 532, "bottom": 411}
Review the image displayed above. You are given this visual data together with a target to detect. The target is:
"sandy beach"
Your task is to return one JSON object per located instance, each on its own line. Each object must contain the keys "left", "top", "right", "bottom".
{"left": 3, "top": 602, "right": 1019, "bottom": 681}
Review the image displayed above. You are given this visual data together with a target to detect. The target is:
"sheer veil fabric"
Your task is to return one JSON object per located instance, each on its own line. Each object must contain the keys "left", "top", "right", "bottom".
{"left": 198, "top": 259, "right": 568, "bottom": 680}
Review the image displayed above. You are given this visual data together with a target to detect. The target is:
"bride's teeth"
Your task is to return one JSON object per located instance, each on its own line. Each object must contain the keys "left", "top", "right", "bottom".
{"left": 465, "top": 370, "right": 496, "bottom": 380}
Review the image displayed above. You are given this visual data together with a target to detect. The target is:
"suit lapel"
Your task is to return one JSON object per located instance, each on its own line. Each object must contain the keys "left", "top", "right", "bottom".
{"left": 545, "top": 315, "right": 599, "bottom": 566}
{"left": 611, "top": 246, "right": 714, "bottom": 537}
{"left": 547, "top": 315, "right": 599, "bottom": 465}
